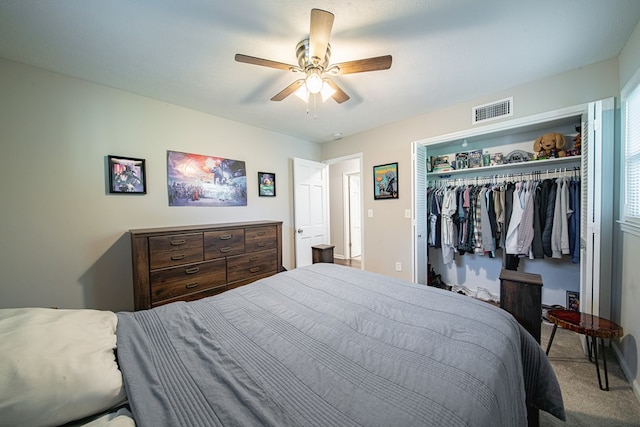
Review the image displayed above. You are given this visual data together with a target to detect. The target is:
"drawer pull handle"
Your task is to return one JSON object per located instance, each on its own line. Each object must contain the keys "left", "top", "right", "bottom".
{"left": 186, "top": 282, "right": 199, "bottom": 289}
{"left": 257, "top": 231, "right": 266, "bottom": 236}
{"left": 257, "top": 242, "right": 266, "bottom": 247}
{"left": 220, "top": 247, "right": 231, "bottom": 253}
{"left": 219, "top": 234, "right": 232, "bottom": 240}
{"left": 170, "top": 239, "right": 186, "bottom": 246}
{"left": 250, "top": 256, "right": 258, "bottom": 261}
{"left": 249, "top": 267, "right": 260, "bottom": 273}
{"left": 185, "top": 267, "right": 199, "bottom": 274}
{"left": 171, "top": 254, "right": 186, "bottom": 260}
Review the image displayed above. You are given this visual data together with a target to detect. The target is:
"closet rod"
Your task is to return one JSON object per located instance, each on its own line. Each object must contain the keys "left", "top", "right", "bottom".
{"left": 428, "top": 166, "right": 580, "bottom": 187}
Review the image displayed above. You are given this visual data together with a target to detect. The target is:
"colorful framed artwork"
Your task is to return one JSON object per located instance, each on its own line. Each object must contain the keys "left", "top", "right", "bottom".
{"left": 566, "top": 291, "right": 580, "bottom": 311}
{"left": 373, "top": 162, "right": 398, "bottom": 200}
{"left": 166, "top": 150, "right": 247, "bottom": 206}
{"left": 108, "top": 155, "right": 146, "bottom": 194}
{"left": 258, "top": 172, "right": 276, "bottom": 197}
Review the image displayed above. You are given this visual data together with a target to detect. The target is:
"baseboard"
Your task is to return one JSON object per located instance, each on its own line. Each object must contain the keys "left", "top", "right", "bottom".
{"left": 333, "top": 254, "right": 346, "bottom": 260}
{"left": 612, "top": 341, "right": 640, "bottom": 403}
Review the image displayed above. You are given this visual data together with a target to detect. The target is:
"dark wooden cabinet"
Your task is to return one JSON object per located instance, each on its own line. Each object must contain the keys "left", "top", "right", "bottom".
{"left": 130, "top": 221, "right": 283, "bottom": 310}
{"left": 312, "top": 244, "right": 335, "bottom": 263}
{"left": 499, "top": 269, "right": 543, "bottom": 343}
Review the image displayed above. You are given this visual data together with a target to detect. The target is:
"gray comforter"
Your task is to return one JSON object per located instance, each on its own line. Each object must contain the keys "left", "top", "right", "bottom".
{"left": 116, "top": 263, "right": 565, "bottom": 426}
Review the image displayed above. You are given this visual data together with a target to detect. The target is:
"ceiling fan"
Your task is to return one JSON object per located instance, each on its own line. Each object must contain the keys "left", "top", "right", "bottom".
{"left": 235, "top": 8, "right": 392, "bottom": 104}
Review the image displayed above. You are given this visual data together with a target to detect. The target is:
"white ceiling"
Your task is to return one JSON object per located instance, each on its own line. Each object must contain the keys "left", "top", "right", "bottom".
{"left": 2, "top": 1, "right": 640, "bottom": 143}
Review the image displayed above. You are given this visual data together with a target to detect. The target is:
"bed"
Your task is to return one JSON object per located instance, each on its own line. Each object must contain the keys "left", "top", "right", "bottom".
{"left": 0, "top": 263, "right": 565, "bottom": 427}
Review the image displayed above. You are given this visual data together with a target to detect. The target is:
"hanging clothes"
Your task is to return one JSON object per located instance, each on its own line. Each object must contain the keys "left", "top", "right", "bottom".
{"left": 427, "top": 169, "right": 580, "bottom": 264}
{"left": 551, "top": 178, "right": 571, "bottom": 258}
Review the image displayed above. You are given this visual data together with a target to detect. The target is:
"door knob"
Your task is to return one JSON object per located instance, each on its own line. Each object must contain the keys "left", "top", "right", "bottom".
{"left": 297, "top": 228, "right": 303, "bottom": 233}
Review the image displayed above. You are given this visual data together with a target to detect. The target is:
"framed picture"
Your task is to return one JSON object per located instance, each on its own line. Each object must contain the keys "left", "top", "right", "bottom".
{"left": 108, "top": 155, "right": 146, "bottom": 194}
{"left": 373, "top": 162, "right": 398, "bottom": 200}
{"left": 166, "top": 150, "right": 246, "bottom": 207}
{"left": 258, "top": 172, "right": 276, "bottom": 197}
{"left": 566, "top": 291, "right": 580, "bottom": 311}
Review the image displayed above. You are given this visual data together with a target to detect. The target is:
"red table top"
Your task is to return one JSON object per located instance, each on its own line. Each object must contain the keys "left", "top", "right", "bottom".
{"left": 547, "top": 309, "right": 623, "bottom": 339}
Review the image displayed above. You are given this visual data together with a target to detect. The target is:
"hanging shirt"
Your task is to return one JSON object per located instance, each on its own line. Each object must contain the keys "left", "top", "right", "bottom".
{"left": 531, "top": 183, "right": 544, "bottom": 259}
{"left": 428, "top": 191, "right": 441, "bottom": 247}
{"left": 473, "top": 187, "right": 484, "bottom": 254}
{"left": 481, "top": 188, "right": 496, "bottom": 254}
{"left": 517, "top": 182, "right": 535, "bottom": 257}
{"left": 551, "top": 178, "right": 571, "bottom": 258}
{"left": 569, "top": 179, "right": 581, "bottom": 263}
{"left": 542, "top": 180, "right": 557, "bottom": 257}
{"left": 441, "top": 188, "right": 458, "bottom": 264}
{"left": 505, "top": 184, "right": 524, "bottom": 254}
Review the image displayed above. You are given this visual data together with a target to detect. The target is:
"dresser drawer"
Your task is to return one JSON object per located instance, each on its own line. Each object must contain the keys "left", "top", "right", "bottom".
{"left": 245, "top": 226, "right": 277, "bottom": 253}
{"left": 150, "top": 259, "right": 226, "bottom": 303}
{"left": 149, "top": 233, "right": 203, "bottom": 269}
{"left": 227, "top": 248, "right": 277, "bottom": 283}
{"left": 204, "top": 228, "right": 245, "bottom": 260}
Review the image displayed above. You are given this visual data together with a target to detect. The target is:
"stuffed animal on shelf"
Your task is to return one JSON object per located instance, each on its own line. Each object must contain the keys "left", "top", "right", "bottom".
{"left": 533, "top": 132, "right": 566, "bottom": 159}
{"left": 572, "top": 126, "right": 582, "bottom": 156}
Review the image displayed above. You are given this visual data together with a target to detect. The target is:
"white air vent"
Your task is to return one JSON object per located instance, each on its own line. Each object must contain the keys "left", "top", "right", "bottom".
{"left": 472, "top": 97, "right": 513, "bottom": 124}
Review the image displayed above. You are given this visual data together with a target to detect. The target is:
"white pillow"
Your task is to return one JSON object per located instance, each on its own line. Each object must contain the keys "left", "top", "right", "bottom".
{"left": 0, "top": 308, "right": 127, "bottom": 427}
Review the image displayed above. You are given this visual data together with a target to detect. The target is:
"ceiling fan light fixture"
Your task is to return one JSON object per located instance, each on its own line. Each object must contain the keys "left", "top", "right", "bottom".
{"left": 294, "top": 85, "right": 310, "bottom": 103}
{"left": 305, "top": 69, "right": 324, "bottom": 93}
{"left": 320, "top": 80, "right": 336, "bottom": 102}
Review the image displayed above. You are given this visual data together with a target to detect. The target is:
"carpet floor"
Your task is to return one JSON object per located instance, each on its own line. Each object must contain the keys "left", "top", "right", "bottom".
{"left": 539, "top": 322, "right": 640, "bottom": 426}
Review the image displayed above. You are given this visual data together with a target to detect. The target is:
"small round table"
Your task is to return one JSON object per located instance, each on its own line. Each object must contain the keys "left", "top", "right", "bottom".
{"left": 545, "top": 309, "right": 623, "bottom": 391}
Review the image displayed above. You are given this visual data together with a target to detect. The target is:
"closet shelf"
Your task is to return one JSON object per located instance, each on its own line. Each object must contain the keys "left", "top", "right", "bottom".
{"left": 427, "top": 155, "right": 581, "bottom": 178}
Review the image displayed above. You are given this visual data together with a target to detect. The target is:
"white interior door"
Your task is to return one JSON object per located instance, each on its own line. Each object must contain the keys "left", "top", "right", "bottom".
{"left": 413, "top": 142, "right": 427, "bottom": 284}
{"left": 348, "top": 174, "right": 362, "bottom": 258}
{"left": 293, "top": 158, "right": 329, "bottom": 267}
{"left": 581, "top": 97, "right": 614, "bottom": 319}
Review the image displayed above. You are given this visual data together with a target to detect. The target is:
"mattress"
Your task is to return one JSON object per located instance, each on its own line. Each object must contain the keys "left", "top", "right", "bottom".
{"left": 116, "top": 263, "right": 564, "bottom": 426}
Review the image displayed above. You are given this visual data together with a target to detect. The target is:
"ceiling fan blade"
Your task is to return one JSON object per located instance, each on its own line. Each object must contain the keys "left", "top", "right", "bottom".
{"left": 309, "top": 9, "right": 334, "bottom": 65}
{"left": 235, "top": 54, "right": 296, "bottom": 71}
{"left": 271, "top": 80, "right": 305, "bottom": 101}
{"left": 325, "top": 79, "right": 350, "bottom": 104}
{"left": 333, "top": 55, "right": 393, "bottom": 74}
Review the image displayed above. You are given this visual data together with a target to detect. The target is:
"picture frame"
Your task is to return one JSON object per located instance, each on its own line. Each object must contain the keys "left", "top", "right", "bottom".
{"left": 373, "top": 162, "right": 398, "bottom": 200}
{"left": 108, "top": 155, "right": 146, "bottom": 194}
{"left": 258, "top": 172, "right": 276, "bottom": 197}
{"left": 166, "top": 150, "right": 246, "bottom": 206}
{"left": 566, "top": 290, "right": 580, "bottom": 311}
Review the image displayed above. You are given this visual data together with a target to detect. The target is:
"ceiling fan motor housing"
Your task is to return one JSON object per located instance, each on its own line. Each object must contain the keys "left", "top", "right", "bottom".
{"left": 296, "top": 39, "right": 331, "bottom": 70}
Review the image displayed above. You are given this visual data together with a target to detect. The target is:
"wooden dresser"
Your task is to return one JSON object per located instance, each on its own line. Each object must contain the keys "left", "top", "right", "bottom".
{"left": 130, "top": 221, "right": 283, "bottom": 310}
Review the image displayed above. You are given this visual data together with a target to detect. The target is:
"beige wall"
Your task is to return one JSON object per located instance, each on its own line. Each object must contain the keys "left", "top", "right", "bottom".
{"left": 617, "top": 20, "right": 640, "bottom": 400}
{"left": 0, "top": 58, "right": 320, "bottom": 311}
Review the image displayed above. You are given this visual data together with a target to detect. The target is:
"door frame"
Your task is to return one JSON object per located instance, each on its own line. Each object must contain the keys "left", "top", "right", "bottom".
{"left": 343, "top": 172, "right": 362, "bottom": 259}
{"left": 325, "top": 153, "right": 365, "bottom": 269}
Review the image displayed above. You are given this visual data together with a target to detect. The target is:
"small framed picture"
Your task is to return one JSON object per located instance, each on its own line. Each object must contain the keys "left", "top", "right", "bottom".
{"left": 108, "top": 155, "right": 146, "bottom": 194}
{"left": 566, "top": 291, "right": 580, "bottom": 311}
{"left": 373, "top": 162, "right": 398, "bottom": 200}
{"left": 258, "top": 172, "right": 276, "bottom": 197}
